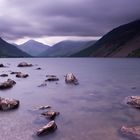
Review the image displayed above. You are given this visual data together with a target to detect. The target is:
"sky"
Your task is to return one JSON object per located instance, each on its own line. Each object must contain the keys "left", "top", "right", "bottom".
{"left": 0, "top": 0, "right": 140, "bottom": 45}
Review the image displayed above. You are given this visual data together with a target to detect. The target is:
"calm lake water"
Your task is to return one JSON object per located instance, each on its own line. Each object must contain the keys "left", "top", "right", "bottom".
{"left": 0, "top": 58, "right": 140, "bottom": 140}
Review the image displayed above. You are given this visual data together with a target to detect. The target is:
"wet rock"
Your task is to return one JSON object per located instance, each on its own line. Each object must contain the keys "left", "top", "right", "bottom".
{"left": 17, "top": 62, "right": 33, "bottom": 67}
{"left": 37, "top": 121, "right": 57, "bottom": 136}
{"left": 0, "top": 74, "right": 8, "bottom": 77}
{"left": 0, "top": 97, "right": 19, "bottom": 110}
{"left": 121, "top": 125, "right": 140, "bottom": 139}
{"left": 0, "top": 79, "right": 16, "bottom": 89}
{"left": 16, "top": 72, "right": 29, "bottom": 78}
{"left": 125, "top": 96, "right": 140, "bottom": 108}
{"left": 65, "top": 73, "right": 78, "bottom": 85}
{"left": 0, "top": 64, "right": 5, "bottom": 67}
{"left": 45, "top": 75, "right": 59, "bottom": 82}
{"left": 34, "top": 105, "right": 51, "bottom": 110}
{"left": 41, "top": 110, "right": 60, "bottom": 120}
{"left": 36, "top": 67, "right": 41, "bottom": 70}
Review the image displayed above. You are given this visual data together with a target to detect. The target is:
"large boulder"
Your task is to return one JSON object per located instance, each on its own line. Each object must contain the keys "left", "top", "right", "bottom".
{"left": 37, "top": 121, "right": 57, "bottom": 136}
{"left": 0, "top": 97, "right": 19, "bottom": 110}
{"left": 0, "top": 79, "right": 16, "bottom": 89}
{"left": 121, "top": 125, "right": 140, "bottom": 139}
{"left": 125, "top": 96, "right": 140, "bottom": 108}
{"left": 65, "top": 73, "right": 78, "bottom": 85}
{"left": 41, "top": 110, "right": 60, "bottom": 120}
{"left": 17, "top": 62, "right": 33, "bottom": 67}
{"left": 16, "top": 72, "right": 29, "bottom": 78}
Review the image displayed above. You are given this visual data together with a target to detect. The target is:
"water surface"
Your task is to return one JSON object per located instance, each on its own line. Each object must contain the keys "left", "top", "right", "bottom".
{"left": 0, "top": 58, "right": 140, "bottom": 140}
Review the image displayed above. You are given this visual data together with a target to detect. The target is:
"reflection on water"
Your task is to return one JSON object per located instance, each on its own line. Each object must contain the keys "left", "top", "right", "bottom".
{"left": 0, "top": 58, "right": 140, "bottom": 140}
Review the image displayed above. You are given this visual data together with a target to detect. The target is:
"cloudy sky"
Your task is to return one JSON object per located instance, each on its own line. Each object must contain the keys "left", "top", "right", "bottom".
{"left": 0, "top": 0, "right": 140, "bottom": 45}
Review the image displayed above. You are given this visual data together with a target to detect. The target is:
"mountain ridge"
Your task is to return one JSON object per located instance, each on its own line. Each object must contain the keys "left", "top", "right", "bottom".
{"left": 72, "top": 19, "right": 140, "bottom": 57}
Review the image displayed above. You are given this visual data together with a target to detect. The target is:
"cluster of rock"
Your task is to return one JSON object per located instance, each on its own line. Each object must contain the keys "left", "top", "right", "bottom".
{"left": 33, "top": 105, "right": 59, "bottom": 136}
{"left": 121, "top": 96, "right": 140, "bottom": 139}
{"left": 0, "top": 62, "right": 78, "bottom": 138}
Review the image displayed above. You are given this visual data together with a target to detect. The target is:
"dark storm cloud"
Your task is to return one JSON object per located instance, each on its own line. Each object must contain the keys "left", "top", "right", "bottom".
{"left": 0, "top": 0, "right": 140, "bottom": 40}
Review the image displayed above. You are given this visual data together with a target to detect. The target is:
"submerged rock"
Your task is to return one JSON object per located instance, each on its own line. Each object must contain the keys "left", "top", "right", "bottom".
{"left": 38, "top": 82, "right": 47, "bottom": 87}
{"left": 35, "top": 67, "right": 41, "bottom": 70}
{"left": 16, "top": 72, "right": 29, "bottom": 78}
{"left": 0, "top": 97, "right": 19, "bottom": 110}
{"left": 10, "top": 72, "right": 21, "bottom": 75}
{"left": 34, "top": 105, "right": 51, "bottom": 110}
{"left": 45, "top": 75, "right": 59, "bottom": 82}
{"left": 41, "top": 110, "right": 60, "bottom": 120}
{"left": 0, "top": 79, "right": 16, "bottom": 89}
{"left": 0, "top": 74, "right": 8, "bottom": 77}
{"left": 37, "top": 121, "right": 57, "bottom": 136}
{"left": 125, "top": 96, "right": 140, "bottom": 108}
{"left": 17, "top": 62, "right": 33, "bottom": 67}
{"left": 65, "top": 73, "right": 78, "bottom": 85}
{"left": 121, "top": 125, "right": 140, "bottom": 139}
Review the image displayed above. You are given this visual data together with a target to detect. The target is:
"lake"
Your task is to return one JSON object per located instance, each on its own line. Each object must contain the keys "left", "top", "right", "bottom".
{"left": 0, "top": 58, "right": 140, "bottom": 140}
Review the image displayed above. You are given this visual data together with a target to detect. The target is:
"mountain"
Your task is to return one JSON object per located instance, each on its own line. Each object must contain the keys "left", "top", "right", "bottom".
{"left": 72, "top": 20, "right": 140, "bottom": 57}
{"left": 17, "top": 40, "right": 50, "bottom": 56}
{"left": 0, "top": 37, "right": 30, "bottom": 57}
{"left": 39, "top": 40, "right": 96, "bottom": 57}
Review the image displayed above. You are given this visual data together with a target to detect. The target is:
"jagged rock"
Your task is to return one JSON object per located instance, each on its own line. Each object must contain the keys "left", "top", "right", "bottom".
{"left": 45, "top": 75, "right": 59, "bottom": 82}
{"left": 121, "top": 125, "right": 140, "bottom": 139}
{"left": 37, "top": 121, "right": 57, "bottom": 136}
{"left": 65, "top": 73, "right": 78, "bottom": 85}
{"left": 0, "top": 97, "right": 19, "bottom": 110}
{"left": 0, "top": 64, "right": 5, "bottom": 67}
{"left": 17, "top": 62, "right": 33, "bottom": 67}
{"left": 41, "top": 110, "right": 60, "bottom": 120}
{"left": 125, "top": 96, "right": 140, "bottom": 108}
{"left": 34, "top": 105, "right": 51, "bottom": 110}
{"left": 0, "top": 79, "right": 16, "bottom": 89}
{"left": 0, "top": 74, "right": 8, "bottom": 77}
{"left": 16, "top": 72, "right": 29, "bottom": 78}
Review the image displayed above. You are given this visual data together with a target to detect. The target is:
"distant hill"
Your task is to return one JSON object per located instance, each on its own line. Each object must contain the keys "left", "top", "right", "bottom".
{"left": 39, "top": 40, "right": 96, "bottom": 57}
{"left": 72, "top": 20, "right": 140, "bottom": 57}
{"left": 17, "top": 40, "right": 50, "bottom": 56}
{"left": 0, "top": 37, "right": 30, "bottom": 57}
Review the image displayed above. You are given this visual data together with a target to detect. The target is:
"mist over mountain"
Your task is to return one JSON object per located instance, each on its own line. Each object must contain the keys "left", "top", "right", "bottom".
{"left": 72, "top": 20, "right": 140, "bottom": 57}
{"left": 17, "top": 40, "right": 50, "bottom": 56}
{"left": 39, "top": 40, "right": 96, "bottom": 57}
{"left": 0, "top": 37, "right": 30, "bottom": 57}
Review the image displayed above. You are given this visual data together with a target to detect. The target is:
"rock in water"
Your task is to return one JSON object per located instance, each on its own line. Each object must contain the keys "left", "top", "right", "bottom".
{"left": 16, "top": 72, "right": 29, "bottom": 78}
{"left": 34, "top": 105, "right": 51, "bottom": 110}
{"left": 0, "top": 79, "right": 16, "bottom": 89}
{"left": 0, "top": 74, "right": 8, "bottom": 77}
{"left": 37, "top": 121, "right": 57, "bottom": 136}
{"left": 0, "top": 97, "right": 19, "bottom": 110}
{"left": 10, "top": 72, "right": 21, "bottom": 75}
{"left": 0, "top": 64, "right": 5, "bottom": 67}
{"left": 45, "top": 75, "right": 59, "bottom": 82}
{"left": 65, "top": 73, "right": 78, "bottom": 85}
{"left": 17, "top": 62, "right": 33, "bottom": 67}
{"left": 41, "top": 111, "right": 60, "bottom": 120}
{"left": 125, "top": 96, "right": 140, "bottom": 108}
{"left": 121, "top": 126, "right": 140, "bottom": 139}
